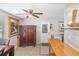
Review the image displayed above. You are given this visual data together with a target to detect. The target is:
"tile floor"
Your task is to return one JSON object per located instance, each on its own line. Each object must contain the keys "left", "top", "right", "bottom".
{"left": 15, "top": 45, "right": 49, "bottom": 56}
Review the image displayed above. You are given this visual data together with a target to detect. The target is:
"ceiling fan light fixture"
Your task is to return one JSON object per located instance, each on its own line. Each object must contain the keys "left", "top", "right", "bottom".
{"left": 22, "top": 9, "right": 43, "bottom": 18}
{"left": 28, "top": 9, "right": 33, "bottom": 13}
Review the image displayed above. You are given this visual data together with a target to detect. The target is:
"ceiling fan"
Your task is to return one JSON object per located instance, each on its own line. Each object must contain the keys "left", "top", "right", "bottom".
{"left": 16, "top": 9, "right": 43, "bottom": 18}
{"left": 68, "top": 8, "right": 79, "bottom": 27}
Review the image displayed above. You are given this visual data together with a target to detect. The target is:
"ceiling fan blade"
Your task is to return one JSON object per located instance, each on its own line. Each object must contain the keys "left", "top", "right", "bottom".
{"left": 33, "top": 13, "right": 43, "bottom": 15}
{"left": 22, "top": 9, "right": 29, "bottom": 13}
{"left": 32, "top": 14, "right": 39, "bottom": 18}
{"left": 15, "top": 13, "right": 26, "bottom": 15}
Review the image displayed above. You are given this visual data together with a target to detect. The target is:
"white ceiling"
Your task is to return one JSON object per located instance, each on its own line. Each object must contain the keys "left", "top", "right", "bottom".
{"left": 0, "top": 3, "right": 67, "bottom": 19}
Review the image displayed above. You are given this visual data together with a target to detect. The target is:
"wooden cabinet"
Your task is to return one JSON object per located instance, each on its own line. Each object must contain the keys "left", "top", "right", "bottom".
{"left": 18, "top": 25, "right": 36, "bottom": 46}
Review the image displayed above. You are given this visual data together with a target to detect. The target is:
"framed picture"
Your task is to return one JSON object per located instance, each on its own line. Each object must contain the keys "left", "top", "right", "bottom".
{"left": 8, "top": 17, "right": 19, "bottom": 38}
{"left": 50, "top": 24, "right": 53, "bottom": 30}
{"left": 42, "top": 24, "right": 48, "bottom": 33}
{"left": 58, "top": 21, "right": 64, "bottom": 32}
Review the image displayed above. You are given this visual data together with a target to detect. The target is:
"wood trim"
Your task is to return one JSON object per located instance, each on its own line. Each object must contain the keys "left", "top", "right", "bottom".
{"left": 8, "top": 17, "right": 11, "bottom": 38}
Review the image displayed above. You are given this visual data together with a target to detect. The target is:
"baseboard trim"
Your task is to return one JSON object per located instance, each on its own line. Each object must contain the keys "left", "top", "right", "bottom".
{"left": 41, "top": 43, "right": 48, "bottom": 46}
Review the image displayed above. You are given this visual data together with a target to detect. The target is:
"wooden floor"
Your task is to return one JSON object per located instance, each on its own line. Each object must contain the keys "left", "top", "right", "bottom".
{"left": 48, "top": 38, "right": 79, "bottom": 56}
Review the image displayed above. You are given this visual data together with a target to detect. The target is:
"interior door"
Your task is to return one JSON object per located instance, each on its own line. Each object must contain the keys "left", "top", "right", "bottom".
{"left": 19, "top": 25, "right": 36, "bottom": 46}
{"left": 26, "top": 25, "right": 36, "bottom": 46}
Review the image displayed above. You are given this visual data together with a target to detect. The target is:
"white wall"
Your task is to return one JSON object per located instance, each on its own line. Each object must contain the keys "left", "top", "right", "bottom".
{"left": 64, "top": 30, "right": 79, "bottom": 52}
